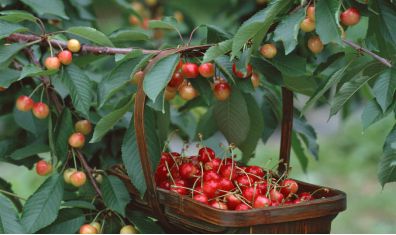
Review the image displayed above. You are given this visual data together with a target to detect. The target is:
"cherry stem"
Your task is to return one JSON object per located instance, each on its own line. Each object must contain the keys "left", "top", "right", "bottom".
{"left": 311, "top": 187, "right": 330, "bottom": 197}
{"left": 235, "top": 166, "right": 252, "bottom": 187}
{"left": 100, "top": 219, "right": 106, "bottom": 233}
{"left": 28, "top": 83, "right": 44, "bottom": 98}
{"left": 191, "top": 176, "right": 201, "bottom": 197}
{"left": 164, "top": 161, "right": 176, "bottom": 185}
{"left": 171, "top": 185, "right": 201, "bottom": 194}
{"left": 0, "top": 189, "right": 27, "bottom": 201}
{"left": 47, "top": 38, "right": 54, "bottom": 57}
{"left": 71, "top": 149, "right": 78, "bottom": 170}
{"left": 112, "top": 211, "right": 126, "bottom": 226}
{"left": 187, "top": 25, "right": 202, "bottom": 46}
{"left": 40, "top": 85, "right": 45, "bottom": 102}
{"left": 92, "top": 209, "right": 107, "bottom": 223}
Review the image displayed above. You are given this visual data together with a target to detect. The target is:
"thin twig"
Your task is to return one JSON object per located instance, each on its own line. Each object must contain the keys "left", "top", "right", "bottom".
{"left": 76, "top": 150, "right": 103, "bottom": 199}
{"left": 342, "top": 39, "right": 392, "bottom": 68}
{"left": 0, "top": 189, "right": 27, "bottom": 201}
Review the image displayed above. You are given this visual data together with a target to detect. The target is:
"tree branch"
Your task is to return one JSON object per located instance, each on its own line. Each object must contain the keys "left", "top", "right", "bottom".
{"left": 342, "top": 39, "right": 392, "bottom": 68}
{"left": 76, "top": 150, "right": 103, "bottom": 199}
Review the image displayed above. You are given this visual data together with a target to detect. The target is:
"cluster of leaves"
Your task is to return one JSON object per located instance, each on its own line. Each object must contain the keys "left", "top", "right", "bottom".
{"left": 0, "top": 0, "right": 395, "bottom": 233}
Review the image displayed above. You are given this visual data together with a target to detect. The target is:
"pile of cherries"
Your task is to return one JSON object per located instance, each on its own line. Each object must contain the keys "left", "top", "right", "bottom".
{"left": 155, "top": 146, "right": 327, "bottom": 211}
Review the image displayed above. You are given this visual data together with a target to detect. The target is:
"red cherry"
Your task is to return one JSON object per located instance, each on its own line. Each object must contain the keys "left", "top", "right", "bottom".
{"left": 178, "top": 83, "right": 198, "bottom": 101}
{"left": 181, "top": 63, "right": 199, "bottom": 78}
{"left": 44, "top": 57, "right": 61, "bottom": 70}
{"left": 257, "top": 182, "right": 268, "bottom": 195}
{"left": 232, "top": 63, "right": 252, "bottom": 79}
{"left": 299, "top": 192, "right": 313, "bottom": 201}
{"left": 79, "top": 224, "right": 98, "bottom": 234}
{"left": 179, "top": 162, "right": 199, "bottom": 179}
{"left": 242, "top": 187, "right": 260, "bottom": 203}
{"left": 75, "top": 120, "right": 92, "bottom": 135}
{"left": 193, "top": 185, "right": 204, "bottom": 195}
{"left": 35, "top": 160, "right": 52, "bottom": 176}
{"left": 70, "top": 171, "right": 87, "bottom": 187}
{"left": 280, "top": 179, "right": 299, "bottom": 196}
{"left": 293, "top": 198, "right": 302, "bottom": 204}
{"left": 340, "top": 7, "right": 360, "bottom": 26}
{"left": 57, "top": 50, "right": 72, "bottom": 65}
{"left": 204, "top": 158, "right": 221, "bottom": 171}
{"left": 306, "top": 5, "right": 315, "bottom": 21}
{"left": 159, "top": 180, "right": 171, "bottom": 190}
{"left": 284, "top": 199, "right": 294, "bottom": 205}
{"left": 210, "top": 201, "right": 228, "bottom": 210}
{"left": 32, "top": 102, "right": 49, "bottom": 119}
{"left": 220, "top": 164, "right": 237, "bottom": 180}
{"left": 202, "top": 179, "right": 220, "bottom": 198}
{"left": 213, "top": 81, "right": 231, "bottom": 101}
{"left": 198, "top": 63, "right": 214, "bottom": 78}
{"left": 159, "top": 152, "right": 175, "bottom": 167}
{"left": 260, "top": 44, "right": 277, "bottom": 59}
{"left": 155, "top": 164, "right": 168, "bottom": 184}
{"left": 225, "top": 194, "right": 242, "bottom": 209}
{"left": 16, "top": 96, "right": 34, "bottom": 112}
{"left": 271, "top": 201, "right": 280, "bottom": 207}
{"left": 245, "top": 166, "right": 265, "bottom": 180}
{"left": 235, "top": 175, "right": 253, "bottom": 189}
{"left": 308, "top": 36, "right": 324, "bottom": 54}
{"left": 299, "top": 18, "right": 315, "bottom": 32}
{"left": 203, "top": 170, "right": 221, "bottom": 182}
{"left": 167, "top": 72, "right": 184, "bottom": 90}
{"left": 235, "top": 203, "right": 250, "bottom": 211}
{"left": 253, "top": 195, "right": 272, "bottom": 208}
{"left": 269, "top": 189, "right": 284, "bottom": 203}
{"left": 193, "top": 194, "right": 209, "bottom": 205}
{"left": 68, "top": 132, "right": 85, "bottom": 148}
{"left": 198, "top": 147, "right": 215, "bottom": 163}
{"left": 218, "top": 177, "right": 235, "bottom": 192}
{"left": 176, "top": 60, "right": 184, "bottom": 71}
{"left": 171, "top": 179, "right": 188, "bottom": 195}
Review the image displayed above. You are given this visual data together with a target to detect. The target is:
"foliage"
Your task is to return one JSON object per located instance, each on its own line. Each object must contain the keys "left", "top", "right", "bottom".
{"left": 0, "top": 0, "right": 395, "bottom": 233}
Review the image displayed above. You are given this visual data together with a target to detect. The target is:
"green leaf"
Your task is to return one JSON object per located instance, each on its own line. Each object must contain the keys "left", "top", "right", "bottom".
{"left": 291, "top": 131, "right": 308, "bottom": 173}
{"left": 213, "top": 89, "right": 250, "bottom": 146}
{"left": 20, "top": 0, "right": 69, "bottom": 19}
{"left": 206, "top": 24, "right": 232, "bottom": 43}
{"left": 239, "top": 94, "right": 264, "bottom": 161}
{"left": 231, "top": 0, "right": 291, "bottom": 57}
{"left": 0, "top": 10, "right": 37, "bottom": 23}
{"left": 19, "top": 64, "right": 57, "bottom": 80}
{"left": 148, "top": 17, "right": 178, "bottom": 30}
{"left": 330, "top": 72, "right": 376, "bottom": 117}
{"left": 373, "top": 68, "right": 396, "bottom": 112}
{"left": 13, "top": 108, "right": 48, "bottom": 136}
{"left": 0, "top": 178, "right": 23, "bottom": 212}
{"left": 195, "top": 107, "right": 217, "bottom": 140}
{"left": 121, "top": 114, "right": 146, "bottom": 197}
{"left": 377, "top": 0, "right": 396, "bottom": 46}
{"left": 21, "top": 173, "right": 64, "bottom": 233}
{"left": 122, "top": 107, "right": 161, "bottom": 198}
{"left": 302, "top": 59, "right": 352, "bottom": 114}
{"left": 0, "top": 194, "right": 25, "bottom": 234}
{"left": 39, "top": 208, "right": 85, "bottom": 234}
{"left": 66, "top": 26, "right": 114, "bottom": 47}
{"left": 101, "top": 175, "right": 130, "bottom": 217}
{"left": 143, "top": 53, "right": 180, "bottom": 102}
{"left": 273, "top": 8, "right": 305, "bottom": 55}
{"left": 54, "top": 109, "right": 74, "bottom": 163}
{"left": 214, "top": 55, "right": 235, "bottom": 83}
{"left": 269, "top": 54, "right": 309, "bottom": 77}
{"left": 315, "top": 0, "right": 342, "bottom": 45}
{"left": 378, "top": 124, "right": 396, "bottom": 186}
{"left": 293, "top": 117, "right": 318, "bottom": 159}
{"left": 90, "top": 97, "right": 133, "bottom": 143}
{"left": 0, "top": 20, "right": 27, "bottom": 39}
{"left": 203, "top": 39, "right": 233, "bottom": 63}
{"left": 0, "top": 68, "right": 19, "bottom": 88}
{"left": 62, "top": 65, "right": 93, "bottom": 117}
{"left": 0, "top": 43, "right": 26, "bottom": 65}
{"left": 10, "top": 142, "right": 49, "bottom": 160}
{"left": 126, "top": 210, "right": 164, "bottom": 234}
{"left": 261, "top": 89, "right": 280, "bottom": 143}
{"left": 361, "top": 99, "right": 385, "bottom": 130}
{"left": 109, "top": 29, "right": 150, "bottom": 42}
{"left": 61, "top": 200, "right": 96, "bottom": 210}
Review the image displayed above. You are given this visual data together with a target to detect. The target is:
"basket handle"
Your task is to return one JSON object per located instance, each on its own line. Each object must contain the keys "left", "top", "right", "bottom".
{"left": 278, "top": 87, "right": 294, "bottom": 175}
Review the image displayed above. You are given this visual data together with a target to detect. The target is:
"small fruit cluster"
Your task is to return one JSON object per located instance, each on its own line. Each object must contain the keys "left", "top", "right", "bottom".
{"left": 44, "top": 39, "right": 81, "bottom": 71}
{"left": 132, "top": 60, "right": 260, "bottom": 102}
{"left": 80, "top": 222, "right": 138, "bottom": 234}
{"left": 297, "top": 5, "right": 361, "bottom": 55}
{"left": 16, "top": 95, "right": 49, "bottom": 119}
{"left": 154, "top": 146, "right": 327, "bottom": 210}
{"left": 68, "top": 120, "right": 92, "bottom": 149}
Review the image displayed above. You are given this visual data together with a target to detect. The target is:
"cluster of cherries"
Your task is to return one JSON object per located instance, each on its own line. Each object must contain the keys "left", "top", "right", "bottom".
{"left": 44, "top": 39, "right": 81, "bottom": 71}
{"left": 297, "top": 5, "right": 361, "bottom": 54}
{"left": 79, "top": 221, "right": 138, "bottom": 234}
{"left": 155, "top": 146, "right": 326, "bottom": 210}
{"left": 132, "top": 61, "right": 260, "bottom": 102}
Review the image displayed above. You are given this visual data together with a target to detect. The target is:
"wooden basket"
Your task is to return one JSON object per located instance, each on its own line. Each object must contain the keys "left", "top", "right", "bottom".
{"left": 111, "top": 51, "right": 347, "bottom": 233}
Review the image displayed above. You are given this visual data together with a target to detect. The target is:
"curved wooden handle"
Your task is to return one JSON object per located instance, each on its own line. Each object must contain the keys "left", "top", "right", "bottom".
{"left": 278, "top": 87, "right": 294, "bottom": 175}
